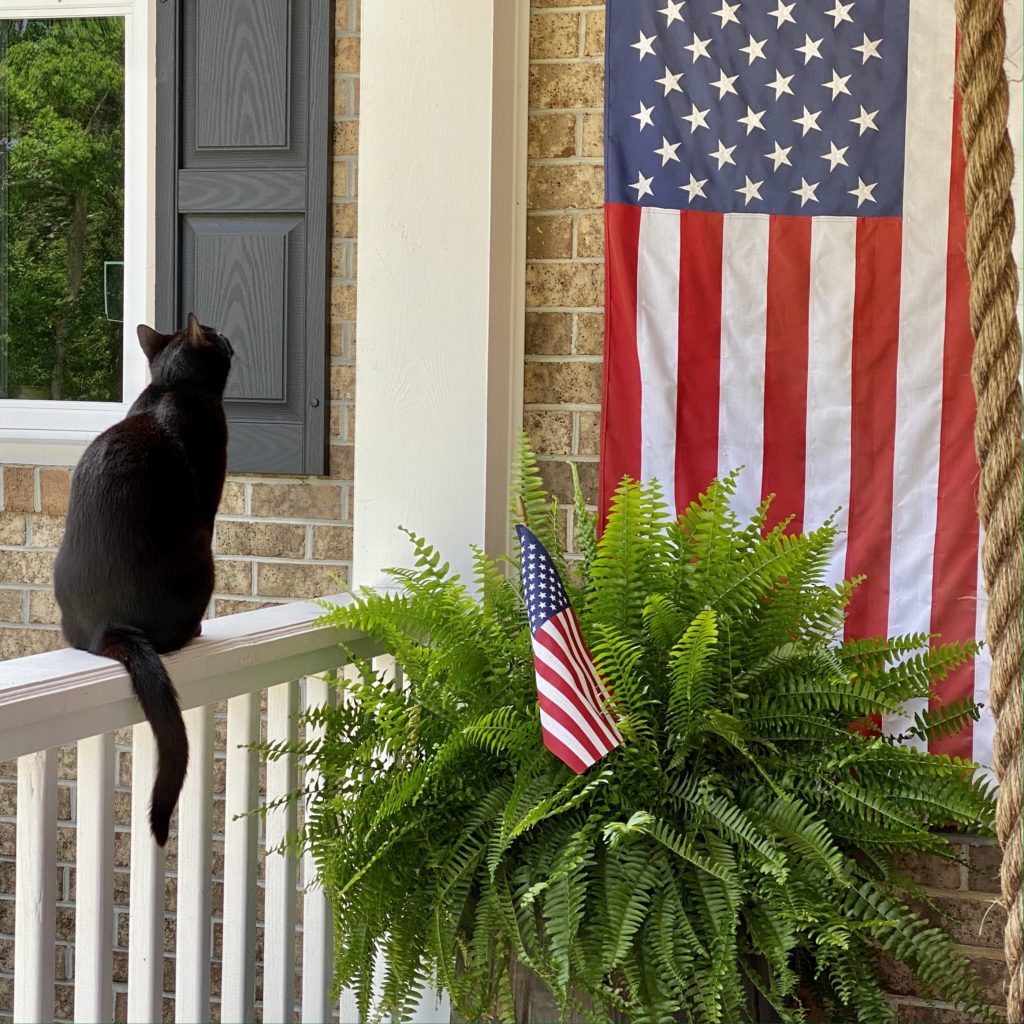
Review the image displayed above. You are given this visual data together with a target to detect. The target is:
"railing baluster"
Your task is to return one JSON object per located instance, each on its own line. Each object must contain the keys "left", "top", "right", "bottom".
{"left": 221, "top": 691, "right": 260, "bottom": 1024}
{"left": 265, "top": 680, "right": 299, "bottom": 1023}
{"left": 176, "top": 705, "right": 214, "bottom": 1022}
{"left": 301, "top": 674, "right": 335, "bottom": 1023}
{"left": 75, "top": 733, "right": 114, "bottom": 1024}
{"left": 14, "top": 748, "right": 56, "bottom": 1024}
{"left": 127, "top": 724, "right": 167, "bottom": 1023}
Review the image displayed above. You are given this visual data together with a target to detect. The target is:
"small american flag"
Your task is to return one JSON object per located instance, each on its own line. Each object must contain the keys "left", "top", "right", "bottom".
{"left": 601, "top": 0, "right": 992, "bottom": 770}
{"left": 517, "top": 525, "right": 623, "bottom": 772}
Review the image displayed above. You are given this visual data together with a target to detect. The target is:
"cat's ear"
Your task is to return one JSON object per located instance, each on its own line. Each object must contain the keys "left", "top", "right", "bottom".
{"left": 186, "top": 311, "right": 210, "bottom": 349}
{"left": 136, "top": 324, "right": 171, "bottom": 362}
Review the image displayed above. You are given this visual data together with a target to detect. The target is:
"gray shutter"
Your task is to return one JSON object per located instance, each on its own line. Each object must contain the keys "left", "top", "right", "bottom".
{"left": 156, "top": 0, "right": 331, "bottom": 474}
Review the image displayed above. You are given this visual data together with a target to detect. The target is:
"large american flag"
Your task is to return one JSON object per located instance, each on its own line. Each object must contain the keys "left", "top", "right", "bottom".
{"left": 600, "top": 0, "right": 993, "bottom": 769}
{"left": 517, "top": 525, "right": 623, "bottom": 772}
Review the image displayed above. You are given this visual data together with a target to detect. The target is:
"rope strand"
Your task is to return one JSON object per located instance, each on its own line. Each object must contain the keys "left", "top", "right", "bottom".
{"left": 953, "top": 1, "right": 1024, "bottom": 1020}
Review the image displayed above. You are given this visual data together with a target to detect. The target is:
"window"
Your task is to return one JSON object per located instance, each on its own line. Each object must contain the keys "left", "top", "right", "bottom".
{"left": 0, "top": 0, "right": 150, "bottom": 454}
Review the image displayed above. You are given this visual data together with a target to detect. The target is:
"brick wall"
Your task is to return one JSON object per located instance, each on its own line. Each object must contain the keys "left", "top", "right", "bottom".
{"left": 522, "top": 4, "right": 1009, "bottom": 1022}
{"left": 0, "top": 1, "right": 359, "bottom": 1020}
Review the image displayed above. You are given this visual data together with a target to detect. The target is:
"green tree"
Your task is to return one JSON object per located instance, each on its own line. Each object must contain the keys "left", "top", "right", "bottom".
{"left": 0, "top": 16, "right": 125, "bottom": 401}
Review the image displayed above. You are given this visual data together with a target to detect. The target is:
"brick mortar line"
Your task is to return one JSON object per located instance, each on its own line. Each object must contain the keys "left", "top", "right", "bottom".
{"left": 526, "top": 306, "right": 604, "bottom": 313}
{"left": 215, "top": 554, "right": 351, "bottom": 566}
{"left": 528, "top": 106, "right": 603, "bottom": 115}
{"left": 528, "top": 258, "right": 605, "bottom": 266}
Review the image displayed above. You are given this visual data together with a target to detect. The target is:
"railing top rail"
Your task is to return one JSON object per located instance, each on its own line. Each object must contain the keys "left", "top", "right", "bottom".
{"left": 0, "top": 594, "right": 374, "bottom": 761}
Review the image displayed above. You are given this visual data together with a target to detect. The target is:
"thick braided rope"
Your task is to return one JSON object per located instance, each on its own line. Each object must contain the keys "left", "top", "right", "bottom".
{"left": 954, "top": 1, "right": 1024, "bottom": 1019}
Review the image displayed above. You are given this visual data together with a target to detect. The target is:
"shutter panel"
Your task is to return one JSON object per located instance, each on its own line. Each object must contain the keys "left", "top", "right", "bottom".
{"left": 155, "top": 0, "right": 331, "bottom": 474}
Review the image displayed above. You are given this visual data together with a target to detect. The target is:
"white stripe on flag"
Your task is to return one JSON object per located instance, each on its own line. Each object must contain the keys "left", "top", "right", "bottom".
{"left": 972, "top": 540, "right": 994, "bottom": 781}
{"left": 539, "top": 709, "right": 600, "bottom": 769}
{"left": 536, "top": 623, "right": 621, "bottom": 748}
{"left": 717, "top": 213, "right": 770, "bottom": 521}
{"left": 637, "top": 207, "right": 681, "bottom": 500}
{"left": 555, "top": 612, "right": 621, "bottom": 729}
{"left": 883, "top": 0, "right": 957, "bottom": 744}
{"left": 535, "top": 673, "right": 610, "bottom": 757}
{"left": 804, "top": 218, "right": 856, "bottom": 589}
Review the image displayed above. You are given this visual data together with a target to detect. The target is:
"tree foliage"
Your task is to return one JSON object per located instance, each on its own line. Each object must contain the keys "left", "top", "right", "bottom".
{"left": 0, "top": 17, "right": 124, "bottom": 400}
{"left": 275, "top": 441, "right": 997, "bottom": 1024}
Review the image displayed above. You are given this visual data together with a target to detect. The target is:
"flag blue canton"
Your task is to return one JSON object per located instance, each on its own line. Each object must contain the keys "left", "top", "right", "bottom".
{"left": 605, "top": 0, "right": 910, "bottom": 216}
{"left": 516, "top": 526, "right": 572, "bottom": 633}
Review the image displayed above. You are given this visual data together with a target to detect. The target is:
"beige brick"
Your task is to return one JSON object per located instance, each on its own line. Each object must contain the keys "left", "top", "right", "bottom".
{"left": 530, "top": 62, "right": 603, "bottom": 109}
{"left": 526, "top": 312, "right": 573, "bottom": 355}
{"left": 913, "top": 891, "right": 1006, "bottom": 948}
{"left": 894, "top": 849, "right": 965, "bottom": 890}
{"left": 214, "top": 598, "right": 281, "bottom": 617}
{"left": 218, "top": 481, "right": 246, "bottom": 516}
{"left": 532, "top": 0, "right": 603, "bottom": 10}
{"left": 528, "top": 163, "right": 604, "bottom": 211}
{"left": 215, "top": 522, "right": 306, "bottom": 559}
{"left": 334, "top": 35, "right": 359, "bottom": 73}
{"left": 526, "top": 262, "right": 604, "bottom": 308}
{"left": 577, "top": 411, "right": 601, "bottom": 456}
{"left": 311, "top": 525, "right": 354, "bottom": 561}
{"left": 577, "top": 211, "right": 604, "bottom": 257}
{"left": 0, "top": 589, "right": 23, "bottom": 622}
{"left": 256, "top": 562, "right": 349, "bottom": 600}
{"left": 0, "top": 626, "right": 62, "bottom": 658}
{"left": 528, "top": 112, "right": 576, "bottom": 159}
{"left": 330, "top": 365, "right": 356, "bottom": 401}
{"left": 524, "top": 411, "right": 573, "bottom": 456}
{"left": 0, "top": 782, "right": 14, "bottom": 816}
{"left": 331, "top": 283, "right": 357, "bottom": 320}
{"left": 2, "top": 466, "right": 34, "bottom": 512}
{"left": 30, "top": 513, "right": 64, "bottom": 548}
{"left": 576, "top": 312, "right": 605, "bottom": 355}
{"left": 334, "top": 76, "right": 351, "bottom": 117}
{"left": 213, "top": 559, "right": 253, "bottom": 596}
{"left": 581, "top": 112, "right": 604, "bottom": 157}
{"left": 527, "top": 214, "right": 574, "bottom": 260}
{"left": 894, "top": 999, "right": 1005, "bottom": 1024}
{"left": 334, "top": 201, "right": 357, "bottom": 239}
{"left": 524, "top": 360, "right": 602, "bottom": 405}
{"left": 28, "top": 589, "right": 60, "bottom": 625}
{"left": 250, "top": 483, "right": 343, "bottom": 520}
{"left": 39, "top": 468, "right": 71, "bottom": 514}
{"left": 530, "top": 12, "right": 580, "bottom": 59}
{"left": 583, "top": 11, "right": 605, "bottom": 56}
{"left": 334, "top": 120, "right": 359, "bottom": 156}
{"left": 0, "top": 550, "right": 56, "bottom": 585}
{"left": 538, "top": 459, "right": 599, "bottom": 505}
{"left": 329, "top": 443, "right": 355, "bottom": 479}
{"left": 0, "top": 512, "right": 26, "bottom": 545}
{"left": 967, "top": 840, "right": 1002, "bottom": 894}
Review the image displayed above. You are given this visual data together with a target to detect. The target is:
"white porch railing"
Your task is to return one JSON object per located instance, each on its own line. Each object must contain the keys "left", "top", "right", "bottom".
{"left": 0, "top": 596, "right": 444, "bottom": 1024}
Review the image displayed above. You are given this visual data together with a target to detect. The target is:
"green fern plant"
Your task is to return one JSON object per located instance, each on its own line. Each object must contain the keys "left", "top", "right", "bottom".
{"left": 284, "top": 439, "right": 996, "bottom": 1024}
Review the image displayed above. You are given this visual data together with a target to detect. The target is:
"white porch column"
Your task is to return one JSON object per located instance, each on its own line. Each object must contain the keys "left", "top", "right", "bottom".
{"left": 354, "top": 0, "right": 529, "bottom": 588}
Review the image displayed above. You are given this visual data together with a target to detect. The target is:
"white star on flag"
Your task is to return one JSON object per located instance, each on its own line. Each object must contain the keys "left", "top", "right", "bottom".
{"left": 631, "top": 32, "right": 657, "bottom": 60}
{"left": 632, "top": 101, "right": 655, "bottom": 131}
{"left": 822, "top": 141, "right": 849, "bottom": 170}
{"left": 710, "top": 69, "right": 739, "bottom": 98}
{"left": 823, "top": 69, "right": 852, "bottom": 99}
{"left": 796, "top": 35, "right": 824, "bottom": 64}
{"left": 738, "top": 106, "right": 767, "bottom": 134}
{"left": 654, "top": 136, "right": 681, "bottom": 165}
{"left": 766, "top": 70, "right": 795, "bottom": 99}
{"left": 826, "top": 1, "right": 855, "bottom": 27}
{"left": 768, "top": 1, "right": 795, "bottom": 28}
{"left": 682, "top": 103, "right": 711, "bottom": 132}
{"left": 735, "top": 176, "right": 763, "bottom": 204}
{"left": 849, "top": 176, "right": 878, "bottom": 206}
{"left": 792, "top": 177, "right": 820, "bottom": 206}
{"left": 655, "top": 67, "right": 684, "bottom": 95}
{"left": 853, "top": 33, "right": 883, "bottom": 62}
{"left": 739, "top": 35, "right": 767, "bottom": 64}
{"left": 658, "top": 0, "right": 685, "bottom": 26}
{"left": 709, "top": 139, "right": 737, "bottom": 168}
{"left": 850, "top": 105, "right": 879, "bottom": 134}
{"left": 794, "top": 106, "right": 822, "bottom": 134}
{"left": 712, "top": 1, "right": 741, "bottom": 28}
{"left": 765, "top": 141, "right": 792, "bottom": 169}
{"left": 680, "top": 173, "right": 708, "bottom": 200}
{"left": 629, "top": 172, "right": 654, "bottom": 198}
{"left": 684, "top": 33, "right": 713, "bottom": 61}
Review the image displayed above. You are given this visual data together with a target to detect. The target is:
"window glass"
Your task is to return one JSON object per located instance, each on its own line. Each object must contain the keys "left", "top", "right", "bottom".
{"left": 0, "top": 17, "right": 125, "bottom": 401}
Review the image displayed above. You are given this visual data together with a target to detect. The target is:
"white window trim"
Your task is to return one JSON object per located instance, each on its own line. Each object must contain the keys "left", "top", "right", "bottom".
{"left": 0, "top": 0, "right": 153, "bottom": 461}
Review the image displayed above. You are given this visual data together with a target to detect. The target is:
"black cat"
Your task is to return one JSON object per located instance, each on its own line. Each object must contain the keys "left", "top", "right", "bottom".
{"left": 54, "top": 313, "right": 233, "bottom": 845}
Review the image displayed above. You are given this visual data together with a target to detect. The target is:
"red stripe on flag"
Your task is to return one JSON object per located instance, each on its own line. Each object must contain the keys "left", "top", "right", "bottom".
{"left": 600, "top": 203, "right": 643, "bottom": 527}
{"left": 761, "top": 215, "right": 812, "bottom": 533}
{"left": 844, "top": 217, "right": 903, "bottom": 641}
{"left": 675, "top": 211, "right": 724, "bottom": 513}
{"left": 534, "top": 686, "right": 604, "bottom": 764}
{"left": 539, "top": 720, "right": 591, "bottom": 774}
{"left": 928, "top": 75, "right": 979, "bottom": 760}
{"left": 550, "top": 611, "right": 622, "bottom": 744}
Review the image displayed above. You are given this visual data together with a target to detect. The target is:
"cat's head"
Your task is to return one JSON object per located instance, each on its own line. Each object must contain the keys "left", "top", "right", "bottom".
{"left": 136, "top": 313, "right": 234, "bottom": 394}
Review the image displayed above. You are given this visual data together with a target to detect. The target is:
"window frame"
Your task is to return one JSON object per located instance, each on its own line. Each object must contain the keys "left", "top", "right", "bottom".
{"left": 0, "top": 0, "right": 152, "bottom": 459}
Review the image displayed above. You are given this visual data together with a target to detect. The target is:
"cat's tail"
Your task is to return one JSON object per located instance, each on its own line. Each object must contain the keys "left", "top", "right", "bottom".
{"left": 96, "top": 626, "right": 188, "bottom": 846}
